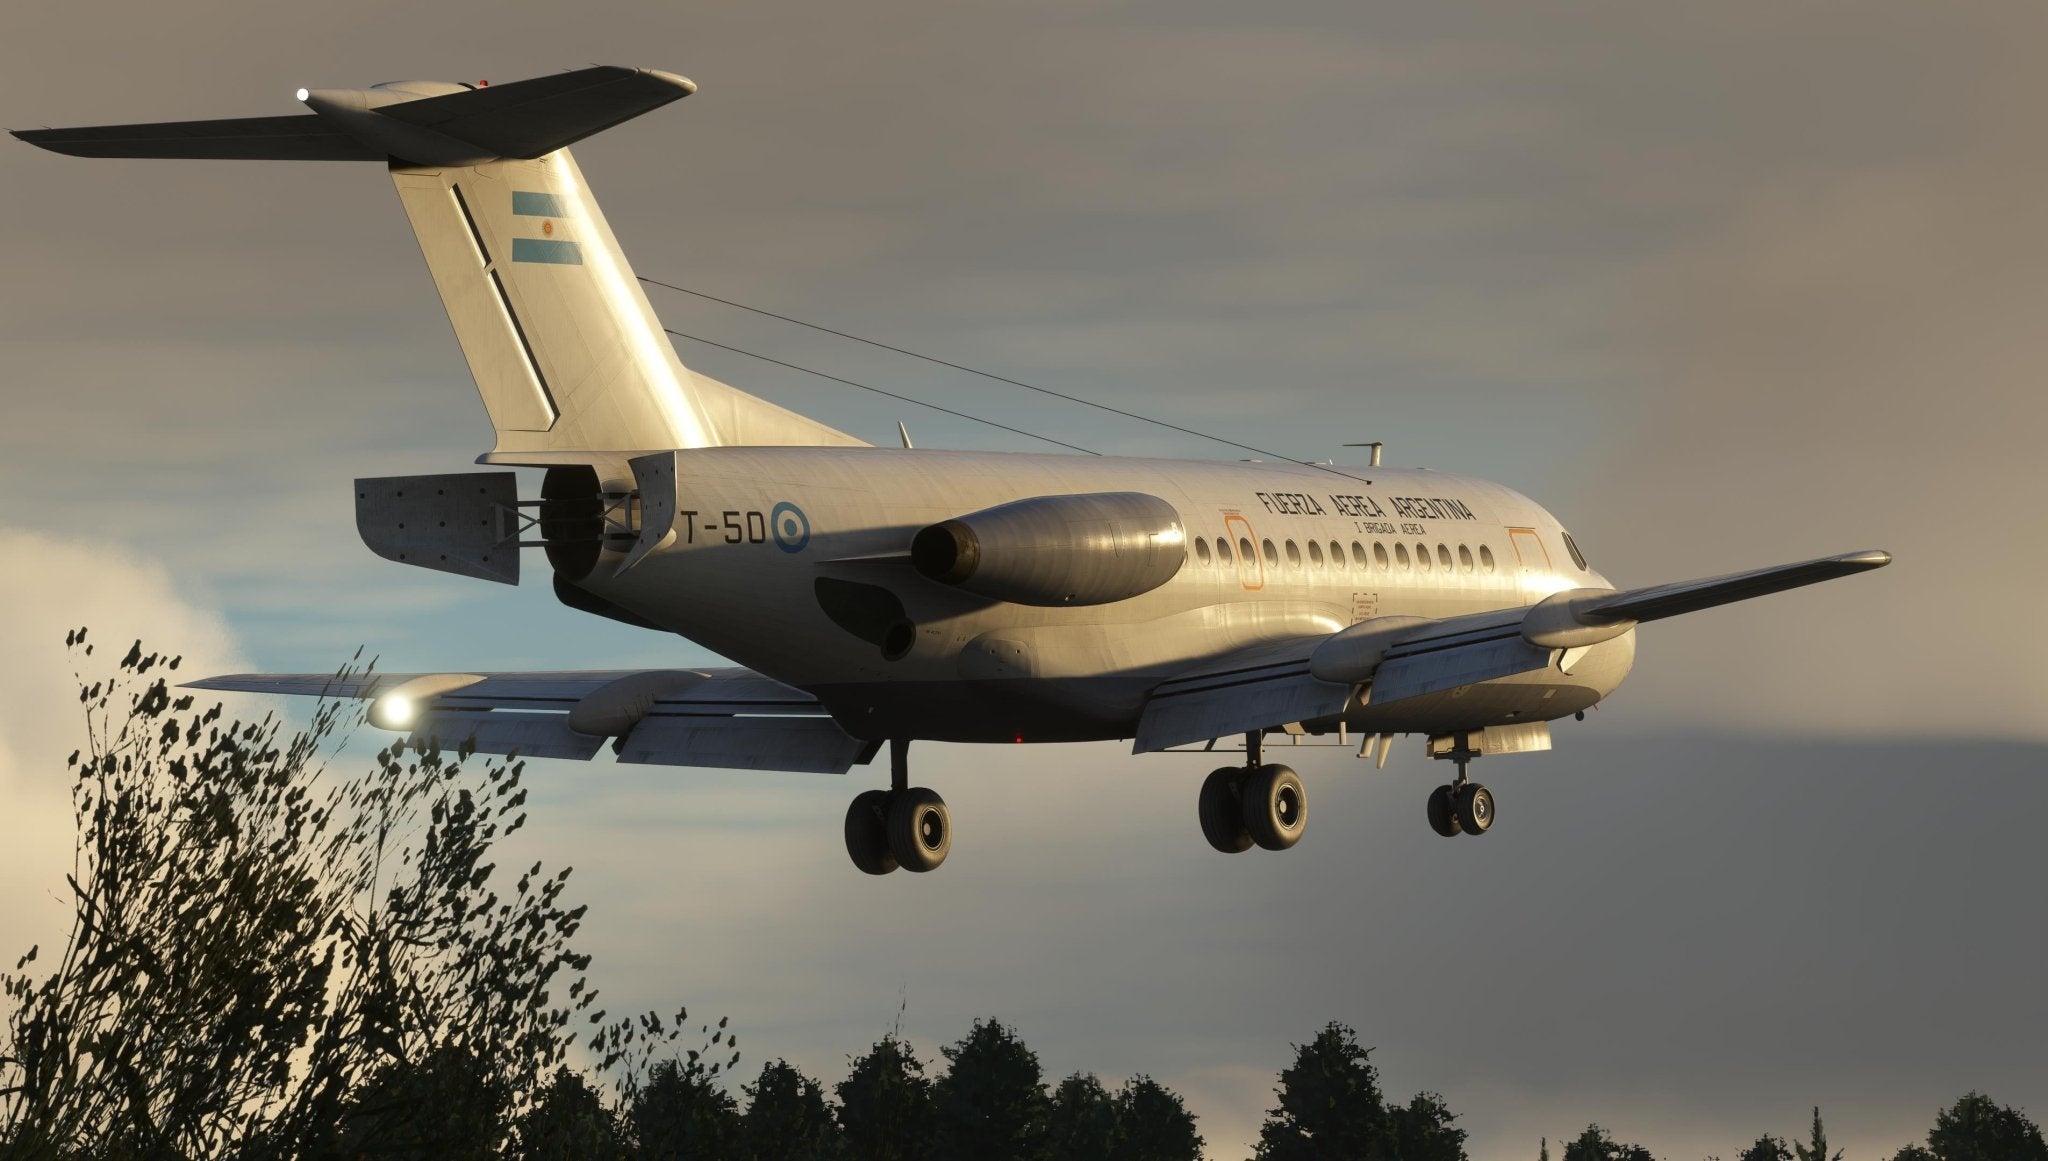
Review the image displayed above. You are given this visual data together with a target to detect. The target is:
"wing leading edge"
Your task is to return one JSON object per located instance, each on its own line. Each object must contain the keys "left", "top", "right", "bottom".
{"left": 182, "top": 667, "right": 877, "bottom": 775}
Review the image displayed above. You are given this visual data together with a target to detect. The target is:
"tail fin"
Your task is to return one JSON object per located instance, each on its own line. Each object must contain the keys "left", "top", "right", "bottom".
{"left": 13, "top": 66, "right": 866, "bottom": 456}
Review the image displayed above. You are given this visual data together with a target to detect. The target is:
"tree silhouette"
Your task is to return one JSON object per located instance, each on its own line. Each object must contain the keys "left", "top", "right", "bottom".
{"left": 1046, "top": 1073, "right": 1118, "bottom": 1161}
{"left": 1389, "top": 1091, "right": 1467, "bottom": 1161}
{"left": 932, "top": 1017, "right": 1049, "bottom": 1161}
{"left": 336, "top": 1044, "right": 511, "bottom": 1159}
{"left": 627, "top": 1058, "right": 740, "bottom": 1159}
{"left": 742, "top": 1059, "right": 839, "bottom": 1161}
{"left": 1926, "top": 1092, "right": 2048, "bottom": 1161}
{"left": 1562, "top": 1123, "right": 1655, "bottom": 1161}
{"left": 514, "top": 1066, "right": 626, "bottom": 1160}
{"left": 1253, "top": 1022, "right": 1391, "bottom": 1160}
{"left": 836, "top": 1035, "right": 934, "bottom": 1161}
{"left": 1111, "top": 1074, "right": 1202, "bottom": 1161}
{"left": 1738, "top": 1134, "right": 1793, "bottom": 1161}
{"left": 1794, "top": 1107, "right": 1842, "bottom": 1161}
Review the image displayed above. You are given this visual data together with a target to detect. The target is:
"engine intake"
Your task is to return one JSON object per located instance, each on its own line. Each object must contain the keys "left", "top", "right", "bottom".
{"left": 910, "top": 492, "right": 1186, "bottom": 606}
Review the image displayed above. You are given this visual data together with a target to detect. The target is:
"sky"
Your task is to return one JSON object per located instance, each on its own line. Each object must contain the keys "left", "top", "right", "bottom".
{"left": 3, "top": 3, "right": 2044, "bottom": 1157}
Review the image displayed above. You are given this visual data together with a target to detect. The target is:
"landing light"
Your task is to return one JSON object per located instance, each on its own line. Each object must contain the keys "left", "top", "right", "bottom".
{"left": 379, "top": 694, "right": 415, "bottom": 729}
{"left": 295, "top": 87, "right": 310, "bottom": 102}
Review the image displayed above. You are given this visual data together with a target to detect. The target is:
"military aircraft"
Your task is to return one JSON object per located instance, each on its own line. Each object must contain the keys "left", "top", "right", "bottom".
{"left": 14, "top": 66, "right": 1890, "bottom": 874}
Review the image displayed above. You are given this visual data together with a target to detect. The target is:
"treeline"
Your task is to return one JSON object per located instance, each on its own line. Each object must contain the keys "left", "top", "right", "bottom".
{"left": 1549, "top": 1096, "right": 2047, "bottom": 1161}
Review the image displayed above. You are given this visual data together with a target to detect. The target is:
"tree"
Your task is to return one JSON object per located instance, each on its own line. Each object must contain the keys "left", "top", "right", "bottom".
{"left": 1794, "top": 1107, "right": 1842, "bottom": 1161}
{"left": 515, "top": 1066, "right": 626, "bottom": 1160}
{"left": 1254, "top": 1022, "right": 1390, "bottom": 1160}
{"left": 336, "top": 1044, "right": 512, "bottom": 1159}
{"left": 1111, "top": 1074, "right": 1203, "bottom": 1161}
{"left": 1045, "top": 1073, "right": 1118, "bottom": 1161}
{"left": 1562, "top": 1123, "right": 1655, "bottom": 1161}
{"left": 1890, "top": 1148, "right": 1938, "bottom": 1161}
{"left": 742, "top": 1059, "right": 839, "bottom": 1161}
{"left": 0, "top": 633, "right": 716, "bottom": 1157}
{"left": 628, "top": 1058, "right": 740, "bottom": 1159}
{"left": 932, "top": 1017, "right": 1049, "bottom": 1161}
{"left": 836, "top": 1035, "right": 935, "bottom": 1161}
{"left": 1738, "top": 1135, "right": 1793, "bottom": 1161}
{"left": 1927, "top": 1092, "right": 2048, "bottom": 1161}
{"left": 1388, "top": 1091, "right": 1467, "bottom": 1161}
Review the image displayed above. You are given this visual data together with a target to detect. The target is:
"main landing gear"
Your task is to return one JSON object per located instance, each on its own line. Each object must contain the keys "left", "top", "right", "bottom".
{"left": 1426, "top": 733, "right": 1494, "bottom": 838}
{"left": 1198, "top": 732, "right": 1309, "bottom": 854}
{"left": 845, "top": 739, "right": 952, "bottom": 875}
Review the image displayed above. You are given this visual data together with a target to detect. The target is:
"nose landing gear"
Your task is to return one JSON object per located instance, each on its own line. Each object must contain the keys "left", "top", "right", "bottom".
{"left": 1197, "top": 732, "right": 1309, "bottom": 854}
{"left": 844, "top": 739, "right": 952, "bottom": 875}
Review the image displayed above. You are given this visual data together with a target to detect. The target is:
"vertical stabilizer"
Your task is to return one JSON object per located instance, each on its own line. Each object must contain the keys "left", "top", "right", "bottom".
{"left": 391, "top": 149, "right": 863, "bottom": 456}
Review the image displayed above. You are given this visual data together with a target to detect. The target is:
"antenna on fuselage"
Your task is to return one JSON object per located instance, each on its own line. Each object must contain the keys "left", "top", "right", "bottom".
{"left": 1343, "top": 441, "right": 1385, "bottom": 467}
{"left": 897, "top": 421, "right": 914, "bottom": 449}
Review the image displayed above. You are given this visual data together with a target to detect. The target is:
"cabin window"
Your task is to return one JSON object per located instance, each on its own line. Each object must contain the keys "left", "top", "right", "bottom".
{"left": 1437, "top": 544, "right": 1453, "bottom": 571}
{"left": 1480, "top": 544, "right": 1496, "bottom": 573}
{"left": 1458, "top": 544, "right": 1474, "bottom": 573}
{"left": 1374, "top": 541, "right": 1389, "bottom": 570}
{"left": 1395, "top": 543, "right": 1411, "bottom": 570}
{"left": 1308, "top": 540, "right": 1324, "bottom": 569}
{"left": 1262, "top": 539, "right": 1279, "bottom": 567}
{"left": 1563, "top": 531, "right": 1590, "bottom": 571}
{"left": 1416, "top": 543, "right": 1433, "bottom": 572}
{"left": 1194, "top": 538, "right": 1212, "bottom": 566}
{"left": 1239, "top": 537, "right": 1255, "bottom": 565}
{"left": 1353, "top": 541, "right": 1369, "bottom": 568}
{"left": 1329, "top": 541, "right": 1345, "bottom": 569}
{"left": 1216, "top": 537, "right": 1231, "bottom": 563}
{"left": 1284, "top": 540, "right": 1301, "bottom": 568}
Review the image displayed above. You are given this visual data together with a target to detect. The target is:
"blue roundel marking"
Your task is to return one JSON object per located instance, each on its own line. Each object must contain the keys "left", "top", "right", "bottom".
{"left": 771, "top": 501, "right": 811, "bottom": 553}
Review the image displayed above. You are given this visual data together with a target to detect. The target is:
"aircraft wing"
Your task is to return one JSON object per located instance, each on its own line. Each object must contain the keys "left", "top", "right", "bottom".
{"left": 182, "top": 667, "right": 876, "bottom": 775}
{"left": 1133, "top": 548, "right": 1891, "bottom": 753}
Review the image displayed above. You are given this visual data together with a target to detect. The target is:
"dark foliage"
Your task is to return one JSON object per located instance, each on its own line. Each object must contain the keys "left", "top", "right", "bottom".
{"left": 836, "top": 1035, "right": 935, "bottom": 1161}
{"left": 742, "top": 1059, "right": 839, "bottom": 1161}
{"left": 1924, "top": 1092, "right": 2048, "bottom": 1161}
{"left": 1562, "top": 1123, "right": 1655, "bottom": 1161}
{"left": 627, "top": 1058, "right": 740, "bottom": 1160}
{"left": 514, "top": 1066, "right": 626, "bottom": 1160}
{"left": 932, "top": 1017, "right": 1049, "bottom": 1161}
{"left": 1738, "top": 1134, "right": 1794, "bottom": 1161}
{"left": 1046, "top": 1073, "right": 1119, "bottom": 1161}
{"left": 1111, "top": 1074, "right": 1202, "bottom": 1161}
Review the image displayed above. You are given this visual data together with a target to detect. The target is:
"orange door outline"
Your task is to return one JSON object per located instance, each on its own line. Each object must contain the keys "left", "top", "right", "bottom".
{"left": 1223, "top": 513, "right": 1265, "bottom": 591}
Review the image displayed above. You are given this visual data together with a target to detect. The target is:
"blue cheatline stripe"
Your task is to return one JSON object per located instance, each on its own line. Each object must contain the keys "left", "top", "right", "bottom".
{"left": 512, "top": 191, "right": 569, "bottom": 217}
{"left": 511, "top": 238, "right": 584, "bottom": 265}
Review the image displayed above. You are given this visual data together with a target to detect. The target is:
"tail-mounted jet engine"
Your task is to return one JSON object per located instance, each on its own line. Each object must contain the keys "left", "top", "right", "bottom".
{"left": 910, "top": 491, "right": 1186, "bottom": 606}
{"left": 353, "top": 466, "right": 653, "bottom": 625}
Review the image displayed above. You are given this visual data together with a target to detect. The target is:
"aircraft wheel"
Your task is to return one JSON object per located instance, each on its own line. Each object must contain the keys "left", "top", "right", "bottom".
{"left": 1426, "top": 785, "right": 1463, "bottom": 838}
{"left": 1199, "top": 767, "right": 1252, "bottom": 853}
{"left": 845, "top": 789, "right": 898, "bottom": 875}
{"left": 1241, "top": 764, "right": 1307, "bottom": 851}
{"left": 888, "top": 787, "right": 951, "bottom": 872}
{"left": 1456, "top": 783, "right": 1494, "bottom": 836}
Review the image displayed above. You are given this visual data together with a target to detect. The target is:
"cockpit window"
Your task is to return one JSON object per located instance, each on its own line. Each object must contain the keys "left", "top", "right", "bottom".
{"left": 1562, "top": 531, "right": 1589, "bottom": 571}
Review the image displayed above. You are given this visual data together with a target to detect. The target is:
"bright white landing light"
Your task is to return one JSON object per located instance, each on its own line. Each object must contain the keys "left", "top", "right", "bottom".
{"left": 295, "top": 88, "right": 310, "bottom": 102}
{"left": 377, "top": 695, "right": 416, "bottom": 729}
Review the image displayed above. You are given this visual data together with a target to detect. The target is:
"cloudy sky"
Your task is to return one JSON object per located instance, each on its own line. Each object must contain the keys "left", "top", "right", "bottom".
{"left": 3, "top": 3, "right": 2044, "bottom": 1157}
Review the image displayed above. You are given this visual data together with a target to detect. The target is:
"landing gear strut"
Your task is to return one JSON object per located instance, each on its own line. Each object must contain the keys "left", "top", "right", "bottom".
{"left": 1198, "top": 731, "right": 1308, "bottom": 854}
{"left": 844, "top": 738, "right": 952, "bottom": 875}
{"left": 1426, "top": 733, "right": 1493, "bottom": 838}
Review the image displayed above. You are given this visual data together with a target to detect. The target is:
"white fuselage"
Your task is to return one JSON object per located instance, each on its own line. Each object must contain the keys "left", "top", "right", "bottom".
{"left": 572, "top": 447, "right": 1636, "bottom": 744}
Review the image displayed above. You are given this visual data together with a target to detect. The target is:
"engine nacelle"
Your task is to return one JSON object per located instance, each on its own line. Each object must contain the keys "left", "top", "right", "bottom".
{"left": 910, "top": 492, "right": 1186, "bottom": 607}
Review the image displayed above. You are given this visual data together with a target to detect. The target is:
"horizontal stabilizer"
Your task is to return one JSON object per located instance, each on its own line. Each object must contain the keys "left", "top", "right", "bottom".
{"left": 12, "top": 65, "right": 694, "bottom": 164}
{"left": 12, "top": 114, "right": 378, "bottom": 160}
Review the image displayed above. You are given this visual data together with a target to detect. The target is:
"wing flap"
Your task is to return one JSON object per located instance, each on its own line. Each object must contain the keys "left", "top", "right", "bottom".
{"left": 1133, "top": 636, "right": 1353, "bottom": 753}
{"left": 618, "top": 715, "right": 867, "bottom": 775}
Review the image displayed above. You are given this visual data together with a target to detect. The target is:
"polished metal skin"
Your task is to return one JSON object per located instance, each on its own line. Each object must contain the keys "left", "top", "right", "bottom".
{"left": 15, "top": 66, "right": 1892, "bottom": 872}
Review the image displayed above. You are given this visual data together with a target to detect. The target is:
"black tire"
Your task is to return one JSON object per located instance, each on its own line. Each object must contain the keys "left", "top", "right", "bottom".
{"left": 1426, "top": 784, "right": 1463, "bottom": 838}
{"left": 888, "top": 786, "right": 952, "bottom": 872}
{"left": 1199, "top": 767, "right": 1252, "bottom": 853}
{"left": 1241, "top": 764, "right": 1307, "bottom": 851}
{"left": 1456, "top": 783, "right": 1494, "bottom": 836}
{"left": 845, "top": 789, "right": 898, "bottom": 875}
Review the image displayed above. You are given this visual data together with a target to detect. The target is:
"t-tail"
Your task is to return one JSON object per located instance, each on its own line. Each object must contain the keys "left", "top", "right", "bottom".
{"left": 12, "top": 66, "right": 866, "bottom": 459}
